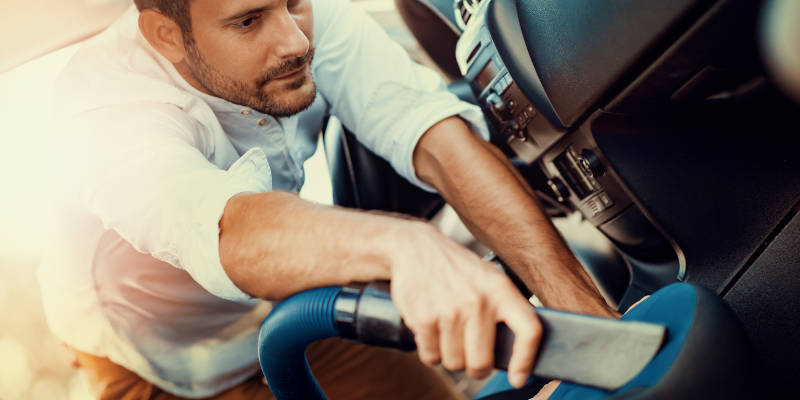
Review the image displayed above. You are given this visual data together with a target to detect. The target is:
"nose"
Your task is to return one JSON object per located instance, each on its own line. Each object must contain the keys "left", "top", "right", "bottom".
{"left": 272, "top": 10, "right": 310, "bottom": 60}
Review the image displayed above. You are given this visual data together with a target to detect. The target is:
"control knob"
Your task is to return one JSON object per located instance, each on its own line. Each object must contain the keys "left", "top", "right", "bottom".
{"left": 547, "top": 178, "right": 570, "bottom": 203}
{"left": 486, "top": 92, "right": 511, "bottom": 119}
{"left": 579, "top": 149, "right": 605, "bottom": 177}
{"left": 486, "top": 92, "right": 525, "bottom": 140}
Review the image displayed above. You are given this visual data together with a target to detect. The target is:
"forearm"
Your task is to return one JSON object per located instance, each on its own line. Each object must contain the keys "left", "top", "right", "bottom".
{"left": 414, "top": 117, "right": 615, "bottom": 316}
{"left": 220, "top": 175, "right": 544, "bottom": 387}
{"left": 218, "top": 191, "right": 400, "bottom": 300}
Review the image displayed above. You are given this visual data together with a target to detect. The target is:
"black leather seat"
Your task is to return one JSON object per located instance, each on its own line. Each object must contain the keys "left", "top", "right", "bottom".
{"left": 322, "top": 115, "right": 444, "bottom": 219}
{"left": 321, "top": 80, "right": 477, "bottom": 218}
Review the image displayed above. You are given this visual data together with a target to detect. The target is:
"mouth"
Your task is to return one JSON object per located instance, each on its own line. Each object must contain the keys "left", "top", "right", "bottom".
{"left": 272, "top": 64, "right": 308, "bottom": 81}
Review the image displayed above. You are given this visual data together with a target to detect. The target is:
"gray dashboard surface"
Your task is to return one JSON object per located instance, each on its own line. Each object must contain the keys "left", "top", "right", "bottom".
{"left": 511, "top": 0, "right": 709, "bottom": 127}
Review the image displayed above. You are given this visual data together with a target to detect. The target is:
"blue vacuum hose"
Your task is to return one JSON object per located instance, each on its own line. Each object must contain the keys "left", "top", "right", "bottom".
{"left": 257, "top": 286, "right": 340, "bottom": 400}
{"left": 258, "top": 282, "right": 414, "bottom": 400}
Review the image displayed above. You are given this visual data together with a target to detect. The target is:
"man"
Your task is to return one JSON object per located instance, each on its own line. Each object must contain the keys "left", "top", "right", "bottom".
{"left": 39, "top": 0, "right": 616, "bottom": 398}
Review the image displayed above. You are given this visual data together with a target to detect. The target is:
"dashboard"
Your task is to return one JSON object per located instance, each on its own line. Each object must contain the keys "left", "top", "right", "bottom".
{"left": 454, "top": 0, "right": 800, "bottom": 318}
{"left": 453, "top": 0, "right": 800, "bottom": 392}
{"left": 455, "top": 0, "right": 692, "bottom": 292}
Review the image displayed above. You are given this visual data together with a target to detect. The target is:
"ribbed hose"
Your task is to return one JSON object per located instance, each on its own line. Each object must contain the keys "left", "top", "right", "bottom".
{"left": 258, "top": 286, "right": 341, "bottom": 400}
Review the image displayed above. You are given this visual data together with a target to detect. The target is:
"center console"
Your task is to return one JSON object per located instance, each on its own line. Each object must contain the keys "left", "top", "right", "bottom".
{"left": 454, "top": 0, "right": 692, "bottom": 299}
{"left": 451, "top": 0, "right": 800, "bottom": 390}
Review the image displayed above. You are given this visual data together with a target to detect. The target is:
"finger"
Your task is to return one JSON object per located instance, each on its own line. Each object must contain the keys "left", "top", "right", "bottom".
{"left": 496, "top": 294, "right": 542, "bottom": 389}
{"left": 531, "top": 380, "right": 561, "bottom": 400}
{"left": 464, "top": 299, "right": 495, "bottom": 379}
{"left": 412, "top": 316, "right": 441, "bottom": 366}
{"left": 438, "top": 309, "right": 465, "bottom": 371}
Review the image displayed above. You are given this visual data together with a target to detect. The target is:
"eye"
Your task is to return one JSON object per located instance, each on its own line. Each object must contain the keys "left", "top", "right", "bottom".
{"left": 234, "top": 15, "right": 261, "bottom": 29}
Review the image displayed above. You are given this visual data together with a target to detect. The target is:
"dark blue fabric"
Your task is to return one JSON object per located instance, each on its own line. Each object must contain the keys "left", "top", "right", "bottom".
{"left": 549, "top": 283, "right": 698, "bottom": 399}
{"left": 475, "top": 371, "right": 515, "bottom": 398}
{"left": 258, "top": 286, "right": 341, "bottom": 400}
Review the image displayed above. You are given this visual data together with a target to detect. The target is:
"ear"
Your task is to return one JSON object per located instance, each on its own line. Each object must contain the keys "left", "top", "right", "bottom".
{"left": 138, "top": 9, "right": 188, "bottom": 64}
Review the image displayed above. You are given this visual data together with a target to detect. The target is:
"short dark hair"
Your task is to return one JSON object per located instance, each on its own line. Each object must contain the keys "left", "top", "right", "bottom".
{"left": 133, "top": 0, "right": 192, "bottom": 33}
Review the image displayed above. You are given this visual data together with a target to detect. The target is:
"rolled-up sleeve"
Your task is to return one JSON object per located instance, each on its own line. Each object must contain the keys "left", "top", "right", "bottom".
{"left": 312, "top": 0, "right": 490, "bottom": 192}
{"left": 65, "top": 103, "right": 271, "bottom": 302}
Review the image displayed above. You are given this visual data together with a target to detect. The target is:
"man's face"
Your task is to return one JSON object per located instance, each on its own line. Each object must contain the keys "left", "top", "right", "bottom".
{"left": 181, "top": 0, "right": 316, "bottom": 117}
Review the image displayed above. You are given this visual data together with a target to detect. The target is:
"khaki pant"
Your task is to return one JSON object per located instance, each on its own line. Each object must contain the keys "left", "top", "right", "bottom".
{"left": 70, "top": 338, "right": 465, "bottom": 400}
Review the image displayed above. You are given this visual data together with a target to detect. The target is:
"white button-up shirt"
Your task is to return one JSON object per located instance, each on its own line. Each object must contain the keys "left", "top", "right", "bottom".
{"left": 37, "top": 1, "right": 488, "bottom": 397}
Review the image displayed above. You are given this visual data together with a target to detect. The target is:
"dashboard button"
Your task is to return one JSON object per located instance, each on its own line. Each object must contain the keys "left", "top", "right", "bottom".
{"left": 580, "top": 149, "right": 605, "bottom": 177}
{"left": 547, "top": 178, "right": 570, "bottom": 203}
{"left": 598, "top": 192, "right": 615, "bottom": 208}
{"left": 486, "top": 92, "right": 511, "bottom": 120}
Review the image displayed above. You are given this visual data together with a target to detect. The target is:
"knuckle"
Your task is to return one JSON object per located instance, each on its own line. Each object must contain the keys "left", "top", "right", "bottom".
{"left": 413, "top": 313, "right": 438, "bottom": 331}
{"left": 530, "top": 320, "right": 544, "bottom": 340}
{"left": 412, "top": 221, "right": 440, "bottom": 238}
{"left": 463, "top": 292, "right": 487, "bottom": 313}
{"left": 442, "top": 356, "right": 465, "bottom": 371}
{"left": 488, "top": 274, "right": 514, "bottom": 291}
{"left": 533, "top": 325, "right": 543, "bottom": 342}
{"left": 473, "top": 293, "right": 489, "bottom": 311}
{"left": 519, "top": 327, "right": 540, "bottom": 346}
{"left": 419, "top": 352, "right": 441, "bottom": 365}
{"left": 415, "top": 341, "right": 440, "bottom": 363}
{"left": 466, "top": 366, "right": 491, "bottom": 380}
{"left": 439, "top": 309, "right": 460, "bottom": 325}
{"left": 509, "top": 331, "right": 539, "bottom": 365}
{"left": 413, "top": 335, "right": 432, "bottom": 350}
{"left": 467, "top": 360, "right": 493, "bottom": 378}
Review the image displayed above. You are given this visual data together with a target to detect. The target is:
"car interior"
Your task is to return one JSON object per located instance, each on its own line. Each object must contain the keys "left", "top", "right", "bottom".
{"left": 2, "top": 0, "right": 799, "bottom": 399}
{"left": 312, "top": 0, "right": 800, "bottom": 398}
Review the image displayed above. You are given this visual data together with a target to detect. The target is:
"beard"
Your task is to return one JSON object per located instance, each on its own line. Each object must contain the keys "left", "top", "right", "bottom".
{"left": 183, "top": 36, "right": 317, "bottom": 117}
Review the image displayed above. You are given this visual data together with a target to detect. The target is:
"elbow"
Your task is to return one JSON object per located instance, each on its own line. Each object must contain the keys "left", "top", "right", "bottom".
{"left": 413, "top": 116, "right": 480, "bottom": 188}
{"left": 218, "top": 191, "right": 301, "bottom": 300}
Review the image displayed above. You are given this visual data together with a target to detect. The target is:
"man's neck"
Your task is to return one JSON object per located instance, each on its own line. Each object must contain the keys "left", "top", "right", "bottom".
{"left": 173, "top": 60, "right": 215, "bottom": 98}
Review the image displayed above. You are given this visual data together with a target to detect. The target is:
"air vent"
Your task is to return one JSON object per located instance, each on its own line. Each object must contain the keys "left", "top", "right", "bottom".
{"left": 455, "top": 0, "right": 486, "bottom": 30}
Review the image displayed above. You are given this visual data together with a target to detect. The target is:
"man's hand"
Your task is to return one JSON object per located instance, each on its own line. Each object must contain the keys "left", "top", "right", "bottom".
{"left": 530, "top": 295, "right": 651, "bottom": 399}
{"left": 220, "top": 192, "right": 541, "bottom": 388}
{"left": 388, "top": 221, "right": 542, "bottom": 388}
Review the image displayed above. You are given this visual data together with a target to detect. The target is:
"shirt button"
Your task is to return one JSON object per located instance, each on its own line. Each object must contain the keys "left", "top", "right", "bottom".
{"left": 257, "top": 118, "right": 268, "bottom": 126}
{"left": 240, "top": 108, "right": 252, "bottom": 116}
